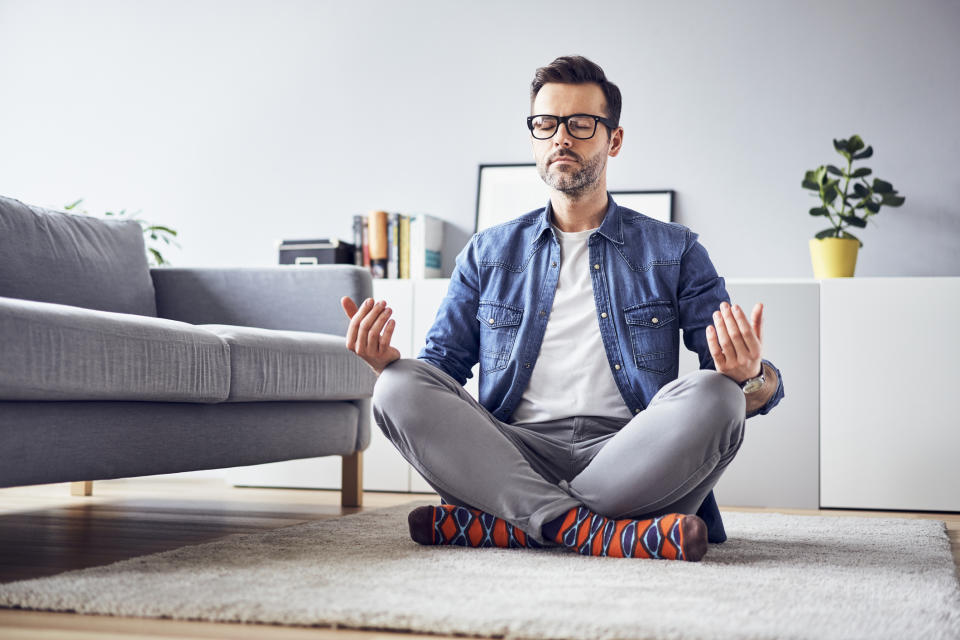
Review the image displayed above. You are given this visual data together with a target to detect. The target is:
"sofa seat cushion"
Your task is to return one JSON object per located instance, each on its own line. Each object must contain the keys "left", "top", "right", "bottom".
{"left": 0, "top": 296, "right": 230, "bottom": 402}
{"left": 198, "top": 325, "right": 377, "bottom": 402}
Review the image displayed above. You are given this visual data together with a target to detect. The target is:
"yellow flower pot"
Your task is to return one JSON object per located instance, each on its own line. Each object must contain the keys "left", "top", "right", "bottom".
{"left": 809, "top": 237, "right": 859, "bottom": 278}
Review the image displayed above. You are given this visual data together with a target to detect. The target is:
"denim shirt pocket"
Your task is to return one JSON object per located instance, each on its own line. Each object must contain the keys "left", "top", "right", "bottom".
{"left": 624, "top": 299, "right": 676, "bottom": 374}
{"left": 476, "top": 301, "right": 523, "bottom": 374}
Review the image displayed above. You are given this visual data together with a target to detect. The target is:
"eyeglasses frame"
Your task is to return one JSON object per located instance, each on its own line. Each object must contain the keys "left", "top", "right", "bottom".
{"left": 526, "top": 113, "right": 618, "bottom": 140}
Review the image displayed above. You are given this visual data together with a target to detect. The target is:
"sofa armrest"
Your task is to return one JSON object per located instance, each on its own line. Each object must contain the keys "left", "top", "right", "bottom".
{"left": 151, "top": 265, "right": 372, "bottom": 334}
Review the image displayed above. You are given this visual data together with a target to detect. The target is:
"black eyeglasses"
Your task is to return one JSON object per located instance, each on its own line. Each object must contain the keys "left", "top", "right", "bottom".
{"left": 526, "top": 113, "right": 616, "bottom": 140}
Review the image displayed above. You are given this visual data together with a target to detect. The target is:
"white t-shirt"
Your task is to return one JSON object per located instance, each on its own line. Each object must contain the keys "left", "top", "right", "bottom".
{"left": 510, "top": 226, "right": 633, "bottom": 425}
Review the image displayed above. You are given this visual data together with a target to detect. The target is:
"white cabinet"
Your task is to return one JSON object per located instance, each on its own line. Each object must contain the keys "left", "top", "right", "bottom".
{"left": 228, "top": 277, "right": 957, "bottom": 513}
{"left": 819, "top": 278, "right": 960, "bottom": 511}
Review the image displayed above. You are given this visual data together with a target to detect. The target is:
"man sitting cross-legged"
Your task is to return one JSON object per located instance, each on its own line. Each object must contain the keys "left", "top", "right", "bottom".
{"left": 340, "top": 55, "right": 784, "bottom": 562}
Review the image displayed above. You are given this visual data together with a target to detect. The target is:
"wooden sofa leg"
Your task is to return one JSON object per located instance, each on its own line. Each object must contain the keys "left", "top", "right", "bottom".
{"left": 341, "top": 451, "right": 363, "bottom": 508}
{"left": 70, "top": 481, "right": 93, "bottom": 496}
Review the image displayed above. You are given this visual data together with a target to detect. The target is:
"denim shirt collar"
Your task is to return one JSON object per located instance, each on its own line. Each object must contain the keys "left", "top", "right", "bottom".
{"left": 531, "top": 193, "right": 625, "bottom": 246}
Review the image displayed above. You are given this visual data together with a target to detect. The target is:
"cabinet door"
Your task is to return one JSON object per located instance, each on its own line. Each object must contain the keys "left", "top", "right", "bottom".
{"left": 680, "top": 281, "right": 820, "bottom": 509}
{"left": 820, "top": 278, "right": 960, "bottom": 511}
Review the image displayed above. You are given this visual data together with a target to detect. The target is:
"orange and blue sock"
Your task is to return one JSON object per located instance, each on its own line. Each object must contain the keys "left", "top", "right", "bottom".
{"left": 543, "top": 506, "right": 708, "bottom": 561}
{"left": 407, "top": 504, "right": 543, "bottom": 548}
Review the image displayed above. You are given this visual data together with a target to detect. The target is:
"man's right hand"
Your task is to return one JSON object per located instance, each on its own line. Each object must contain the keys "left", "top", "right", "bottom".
{"left": 341, "top": 296, "right": 401, "bottom": 375}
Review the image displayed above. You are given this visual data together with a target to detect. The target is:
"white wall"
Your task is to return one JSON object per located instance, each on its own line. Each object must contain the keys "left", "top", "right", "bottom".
{"left": 1, "top": 0, "right": 958, "bottom": 278}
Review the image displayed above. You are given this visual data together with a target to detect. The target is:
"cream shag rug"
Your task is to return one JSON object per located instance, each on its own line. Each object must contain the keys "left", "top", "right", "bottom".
{"left": 1, "top": 500, "right": 959, "bottom": 640}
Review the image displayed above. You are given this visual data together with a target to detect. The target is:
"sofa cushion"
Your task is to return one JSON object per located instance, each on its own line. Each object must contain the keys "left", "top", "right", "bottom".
{"left": 0, "top": 296, "right": 230, "bottom": 402}
{"left": 0, "top": 195, "right": 157, "bottom": 316}
{"left": 199, "top": 325, "right": 377, "bottom": 402}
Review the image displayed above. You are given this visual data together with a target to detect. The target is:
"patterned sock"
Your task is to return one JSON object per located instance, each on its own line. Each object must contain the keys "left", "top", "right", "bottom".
{"left": 547, "top": 506, "right": 708, "bottom": 561}
{"left": 407, "top": 504, "right": 543, "bottom": 548}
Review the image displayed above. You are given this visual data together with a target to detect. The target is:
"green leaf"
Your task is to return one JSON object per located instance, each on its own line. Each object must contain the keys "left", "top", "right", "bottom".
{"left": 850, "top": 167, "right": 872, "bottom": 178}
{"left": 853, "top": 146, "right": 873, "bottom": 160}
{"left": 833, "top": 138, "right": 849, "bottom": 152}
{"left": 826, "top": 164, "right": 843, "bottom": 176}
{"left": 809, "top": 207, "right": 830, "bottom": 216}
{"left": 815, "top": 228, "right": 840, "bottom": 239}
{"left": 881, "top": 194, "right": 905, "bottom": 207}
{"left": 840, "top": 214, "right": 867, "bottom": 228}
{"left": 846, "top": 135, "right": 865, "bottom": 153}
{"left": 865, "top": 200, "right": 881, "bottom": 213}
{"left": 872, "top": 178, "right": 893, "bottom": 194}
{"left": 822, "top": 182, "right": 840, "bottom": 204}
{"left": 64, "top": 199, "right": 83, "bottom": 210}
{"left": 851, "top": 182, "right": 870, "bottom": 198}
{"left": 149, "top": 225, "right": 177, "bottom": 235}
{"left": 802, "top": 179, "right": 820, "bottom": 190}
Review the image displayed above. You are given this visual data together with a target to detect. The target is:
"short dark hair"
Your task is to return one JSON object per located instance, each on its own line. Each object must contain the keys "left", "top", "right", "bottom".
{"left": 530, "top": 55, "right": 622, "bottom": 129}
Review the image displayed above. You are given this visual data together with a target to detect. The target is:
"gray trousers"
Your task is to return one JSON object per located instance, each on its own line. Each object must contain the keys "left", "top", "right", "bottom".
{"left": 372, "top": 358, "right": 746, "bottom": 545}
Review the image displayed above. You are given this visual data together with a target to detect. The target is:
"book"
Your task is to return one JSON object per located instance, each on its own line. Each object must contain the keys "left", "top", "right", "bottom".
{"left": 367, "top": 210, "right": 389, "bottom": 279}
{"left": 361, "top": 217, "right": 370, "bottom": 269}
{"left": 399, "top": 215, "right": 410, "bottom": 279}
{"left": 409, "top": 213, "right": 444, "bottom": 279}
{"left": 387, "top": 212, "right": 400, "bottom": 279}
{"left": 352, "top": 215, "right": 364, "bottom": 266}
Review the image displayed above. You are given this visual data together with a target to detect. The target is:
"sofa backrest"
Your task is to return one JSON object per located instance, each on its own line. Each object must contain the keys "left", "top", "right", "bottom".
{"left": 0, "top": 195, "right": 157, "bottom": 316}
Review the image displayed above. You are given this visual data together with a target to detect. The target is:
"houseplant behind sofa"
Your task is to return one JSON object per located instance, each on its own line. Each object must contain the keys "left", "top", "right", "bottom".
{"left": 0, "top": 195, "right": 376, "bottom": 506}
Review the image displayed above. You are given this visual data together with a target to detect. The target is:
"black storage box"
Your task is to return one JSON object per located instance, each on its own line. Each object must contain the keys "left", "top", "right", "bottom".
{"left": 279, "top": 239, "right": 356, "bottom": 265}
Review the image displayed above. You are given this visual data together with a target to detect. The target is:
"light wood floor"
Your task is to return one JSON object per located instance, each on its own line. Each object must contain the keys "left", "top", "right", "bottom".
{"left": 1, "top": 478, "right": 958, "bottom": 639}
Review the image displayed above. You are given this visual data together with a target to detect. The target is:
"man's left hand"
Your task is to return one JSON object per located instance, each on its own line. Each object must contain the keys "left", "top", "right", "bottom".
{"left": 706, "top": 301, "right": 764, "bottom": 383}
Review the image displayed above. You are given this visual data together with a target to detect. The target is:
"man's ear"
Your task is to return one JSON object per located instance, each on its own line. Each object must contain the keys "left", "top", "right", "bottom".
{"left": 608, "top": 127, "right": 624, "bottom": 158}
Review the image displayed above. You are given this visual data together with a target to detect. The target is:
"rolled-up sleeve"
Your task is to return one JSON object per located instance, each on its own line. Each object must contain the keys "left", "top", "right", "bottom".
{"left": 417, "top": 235, "right": 481, "bottom": 386}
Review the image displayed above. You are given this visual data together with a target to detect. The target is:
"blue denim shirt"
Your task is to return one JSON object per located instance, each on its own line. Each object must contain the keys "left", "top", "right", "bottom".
{"left": 418, "top": 194, "right": 785, "bottom": 542}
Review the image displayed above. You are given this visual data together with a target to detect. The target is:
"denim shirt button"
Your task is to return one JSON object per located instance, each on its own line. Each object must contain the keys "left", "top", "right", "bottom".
{"left": 525, "top": 362, "right": 531, "bottom": 368}
{"left": 551, "top": 262, "right": 557, "bottom": 267}
{"left": 488, "top": 318, "right": 495, "bottom": 324}
{"left": 652, "top": 317, "right": 659, "bottom": 324}
{"left": 600, "top": 312, "right": 608, "bottom": 318}
{"left": 634, "top": 408, "right": 641, "bottom": 414}
{"left": 614, "top": 364, "right": 621, "bottom": 370}
{"left": 593, "top": 264, "right": 600, "bottom": 270}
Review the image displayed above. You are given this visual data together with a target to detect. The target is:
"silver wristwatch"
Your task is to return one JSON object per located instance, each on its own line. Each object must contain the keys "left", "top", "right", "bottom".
{"left": 739, "top": 364, "right": 765, "bottom": 394}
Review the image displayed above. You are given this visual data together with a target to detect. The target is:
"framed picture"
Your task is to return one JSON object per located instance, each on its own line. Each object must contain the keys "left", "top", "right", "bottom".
{"left": 609, "top": 190, "right": 674, "bottom": 224}
{"left": 475, "top": 163, "right": 548, "bottom": 233}
{"left": 474, "top": 163, "right": 676, "bottom": 232}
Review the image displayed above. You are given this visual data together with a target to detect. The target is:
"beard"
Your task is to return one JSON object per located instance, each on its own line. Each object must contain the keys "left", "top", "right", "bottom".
{"left": 536, "top": 148, "right": 607, "bottom": 198}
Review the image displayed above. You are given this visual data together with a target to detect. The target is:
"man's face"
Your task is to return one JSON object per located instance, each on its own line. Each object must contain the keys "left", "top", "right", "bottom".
{"left": 530, "top": 82, "right": 622, "bottom": 197}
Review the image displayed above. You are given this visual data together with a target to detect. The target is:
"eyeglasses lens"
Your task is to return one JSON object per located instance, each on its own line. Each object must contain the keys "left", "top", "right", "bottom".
{"left": 530, "top": 115, "right": 597, "bottom": 140}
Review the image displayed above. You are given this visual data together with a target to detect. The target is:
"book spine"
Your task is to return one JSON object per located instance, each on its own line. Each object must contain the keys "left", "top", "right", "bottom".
{"left": 387, "top": 212, "right": 400, "bottom": 279}
{"left": 399, "top": 215, "right": 410, "bottom": 279}
{"left": 368, "top": 210, "right": 388, "bottom": 279}
{"left": 409, "top": 215, "right": 422, "bottom": 279}
{"left": 361, "top": 216, "right": 370, "bottom": 269}
{"left": 352, "top": 215, "right": 364, "bottom": 267}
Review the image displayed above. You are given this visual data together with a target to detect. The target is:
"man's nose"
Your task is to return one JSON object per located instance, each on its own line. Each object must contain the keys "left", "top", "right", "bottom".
{"left": 553, "top": 121, "right": 575, "bottom": 148}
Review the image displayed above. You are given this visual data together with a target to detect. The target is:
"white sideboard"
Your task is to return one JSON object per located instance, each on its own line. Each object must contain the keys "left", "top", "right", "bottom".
{"left": 819, "top": 278, "right": 960, "bottom": 511}
{"left": 227, "top": 277, "right": 959, "bottom": 513}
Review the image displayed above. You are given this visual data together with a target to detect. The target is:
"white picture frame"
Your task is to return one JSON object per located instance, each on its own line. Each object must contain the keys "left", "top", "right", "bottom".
{"left": 609, "top": 190, "right": 675, "bottom": 224}
{"left": 475, "top": 164, "right": 548, "bottom": 233}
{"left": 474, "top": 163, "right": 675, "bottom": 232}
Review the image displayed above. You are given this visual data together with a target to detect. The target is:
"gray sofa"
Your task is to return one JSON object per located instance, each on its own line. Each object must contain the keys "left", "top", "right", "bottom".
{"left": 0, "top": 195, "right": 376, "bottom": 506}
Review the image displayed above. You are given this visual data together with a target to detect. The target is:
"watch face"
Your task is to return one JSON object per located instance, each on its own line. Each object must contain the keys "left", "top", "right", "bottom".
{"left": 742, "top": 378, "right": 764, "bottom": 394}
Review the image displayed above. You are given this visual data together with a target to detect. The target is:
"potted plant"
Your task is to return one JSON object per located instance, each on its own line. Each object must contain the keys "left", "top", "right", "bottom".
{"left": 802, "top": 135, "right": 905, "bottom": 277}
